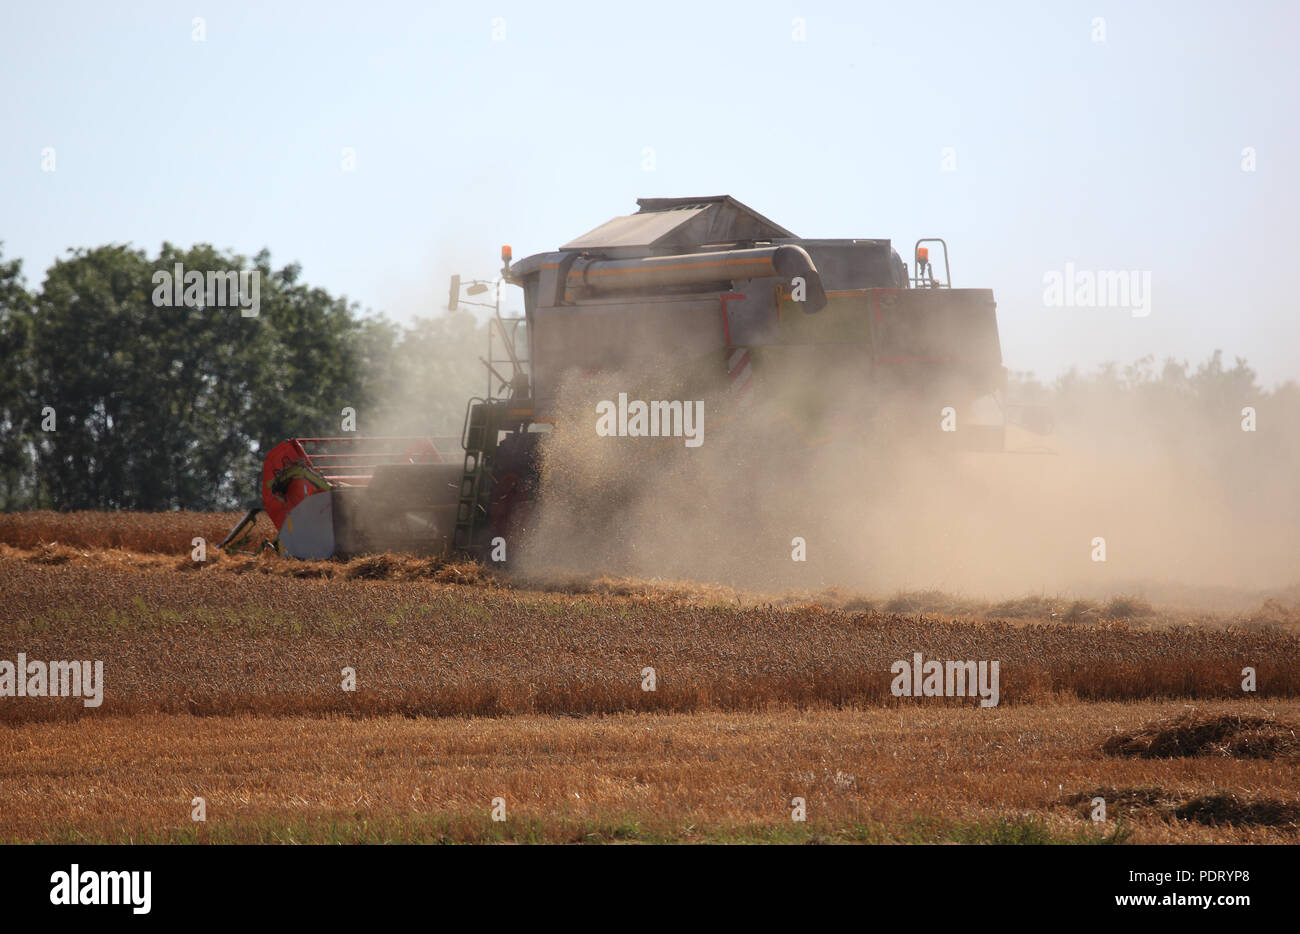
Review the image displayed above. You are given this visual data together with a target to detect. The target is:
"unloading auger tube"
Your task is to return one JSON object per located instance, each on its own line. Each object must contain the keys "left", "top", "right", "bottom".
{"left": 559, "top": 244, "right": 828, "bottom": 312}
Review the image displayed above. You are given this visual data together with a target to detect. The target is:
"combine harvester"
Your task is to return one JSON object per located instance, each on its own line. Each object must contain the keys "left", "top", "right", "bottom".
{"left": 222, "top": 196, "right": 1043, "bottom": 560}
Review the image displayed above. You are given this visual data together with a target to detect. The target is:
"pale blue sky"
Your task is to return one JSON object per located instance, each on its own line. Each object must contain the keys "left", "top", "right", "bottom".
{"left": 3, "top": 0, "right": 1297, "bottom": 384}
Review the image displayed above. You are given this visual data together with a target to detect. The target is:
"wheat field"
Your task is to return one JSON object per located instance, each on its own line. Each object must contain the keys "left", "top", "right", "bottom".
{"left": 1, "top": 513, "right": 1297, "bottom": 844}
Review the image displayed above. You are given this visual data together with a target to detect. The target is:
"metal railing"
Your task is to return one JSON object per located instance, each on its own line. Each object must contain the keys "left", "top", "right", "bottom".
{"left": 283, "top": 436, "right": 460, "bottom": 486}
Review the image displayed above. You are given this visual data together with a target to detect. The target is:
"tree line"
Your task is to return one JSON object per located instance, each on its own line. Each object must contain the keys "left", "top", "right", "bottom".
{"left": 0, "top": 243, "right": 486, "bottom": 510}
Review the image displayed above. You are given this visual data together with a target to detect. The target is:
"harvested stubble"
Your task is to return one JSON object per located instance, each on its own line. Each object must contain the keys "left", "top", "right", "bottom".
{"left": 2, "top": 702, "right": 1296, "bottom": 844}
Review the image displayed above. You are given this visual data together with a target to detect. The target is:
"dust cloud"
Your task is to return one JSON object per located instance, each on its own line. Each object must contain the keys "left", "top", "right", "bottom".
{"left": 514, "top": 357, "right": 1300, "bottom": 610}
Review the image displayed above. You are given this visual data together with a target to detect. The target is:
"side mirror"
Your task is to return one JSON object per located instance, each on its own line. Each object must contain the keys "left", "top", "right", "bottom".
{"left": 448, "top": 274, "right": 460, "bottom": 311}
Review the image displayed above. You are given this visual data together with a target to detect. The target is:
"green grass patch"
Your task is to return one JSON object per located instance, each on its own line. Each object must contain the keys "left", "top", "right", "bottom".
{"left": 12, "top": 813, "right": 1131, "bottom": 845}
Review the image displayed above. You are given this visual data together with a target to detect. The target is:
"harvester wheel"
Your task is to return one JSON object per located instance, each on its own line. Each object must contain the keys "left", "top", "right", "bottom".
{"left": 485, "top": 431, "right": 543, "bottom": 562}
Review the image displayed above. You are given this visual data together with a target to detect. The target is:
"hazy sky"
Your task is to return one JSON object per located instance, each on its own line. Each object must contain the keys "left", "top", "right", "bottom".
{"left": 3, "top": 0, "right": 1297, "bottom": 385}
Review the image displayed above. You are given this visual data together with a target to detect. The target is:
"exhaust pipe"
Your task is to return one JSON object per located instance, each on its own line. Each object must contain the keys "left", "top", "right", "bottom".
{"left": 567, "top": 245, "right": 828, "bottom": 312}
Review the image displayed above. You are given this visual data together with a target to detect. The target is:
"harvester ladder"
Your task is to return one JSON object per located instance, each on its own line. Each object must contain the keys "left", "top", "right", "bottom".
{"left": 453, "top": 399, "right": 497, "bottom": 551}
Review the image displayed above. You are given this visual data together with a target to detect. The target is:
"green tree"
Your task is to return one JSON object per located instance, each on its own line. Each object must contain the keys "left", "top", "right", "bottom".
{"left": 24, "top": 243, "right": 386, "bottom": 509}
{"left": 8, "top": 240, "right": 504, "bottom": 511}
{"left": 0, "top": 247, "right": 36, "bottom": 508}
